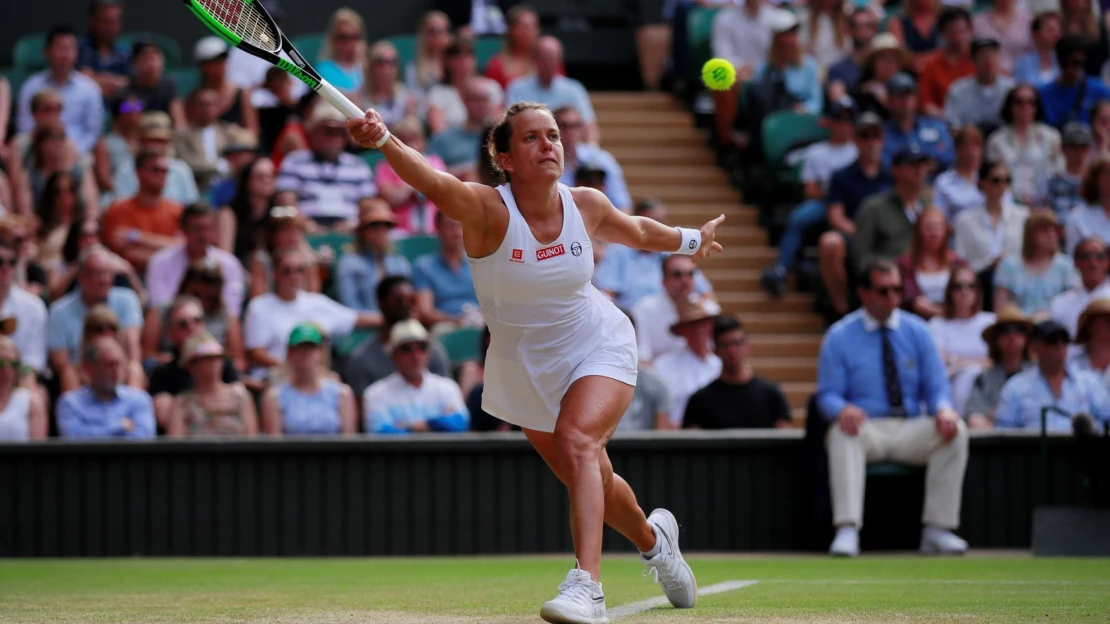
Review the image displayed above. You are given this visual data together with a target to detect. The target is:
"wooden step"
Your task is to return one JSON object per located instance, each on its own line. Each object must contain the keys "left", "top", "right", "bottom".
{"left": 591, "top": 92, "right": 682, "bottom": 110}
{"left": 782, "top": 382, "right": 817, "bottom": 409}
{"left": 602, "top": 126, "right": 702, "bottom": 141}
{"left": 750, "top": 357, "right": 819, "bottom": 383}
{"left": 622, "top": 166, "right": 729, "bottom": 185}
{"left": 664, "top": 205, "right": 754, "bottom": 225}
{"left": 608, "top": 146, "right": 714, "bottom": 166}
{"left": 629, "top": 185, "right": 739, "bottom": 203}
{"left": 711, "top": 226, "right": 768, "bottom": 246}
{"left": 791, "top": 407, "right": 806, "bottom": 428}
{"left": 732, "top": 312, "right": 824, "bottom": 334}
{"left": 700, "top": 268, "right": 761, "bottom": 290}
{"left": 595, "top": 110, "right": 693, "bottom": 127}
{"left": 748, "top": 333, "right": 823, "bottom": 358}
{"left": 718, "top": 293, "right": 813, "bottom": 315}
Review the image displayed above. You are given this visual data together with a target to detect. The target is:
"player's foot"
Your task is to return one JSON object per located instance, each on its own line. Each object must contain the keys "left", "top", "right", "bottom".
{"left": 829, "top": 526, "right": 859, "bottom": 557}
{"left": 540, "top": 566, "right": 608, "bottom": 624}
{"left": 641, "top": 508, "right": 697, "bottom": 608}
{"left": 919, "top": 527, "right": 968, "bottom": 555}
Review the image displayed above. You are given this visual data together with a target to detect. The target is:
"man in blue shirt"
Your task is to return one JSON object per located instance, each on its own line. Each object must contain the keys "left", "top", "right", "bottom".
{"left": 413, "top": 213, "right": 480, "bottom": 327}
{"left": 16, "top": 26, "right": 105, "bottom": 155}
{"left": 817, "top": 258, "right": 969, "bottom": 557}
{"left": 428, "top": 77, "right": 493, "bottom": 181}
{"left": 995, "top": 320, "right": 1110, "bottom": 432}
{"left": 506, "top": 37, "right": 598, "bottom": 144}
{"left": 57, "top": 336, "right": 156, "bottom": 440}
{"left": 1038, "top": 35, "right": 1110, "bottom": 128}
{"left": 882, "top": 73, "right": 954, "bottom": 172}
{"left": 78, "top": 0, "right": 131, "bottom": 99}
{"left": 554, "top": 105, "right": 631, "bottom": 211}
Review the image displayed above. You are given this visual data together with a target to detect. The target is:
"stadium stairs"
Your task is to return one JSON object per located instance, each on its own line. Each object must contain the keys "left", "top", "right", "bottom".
{"left": 594, "top": 92, "right": 821, "bottom": 426}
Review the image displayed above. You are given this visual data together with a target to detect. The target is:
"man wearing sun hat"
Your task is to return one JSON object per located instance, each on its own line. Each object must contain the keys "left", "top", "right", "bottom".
{"left": 965, "top": 304, "right": 1035, "bottom": 429}
{"left": 1068, "top": 298, "right": 1110, "bottom": 387}
{"left": 362, "top": 319, "right": 469, "bottom": 434}
{"left": 652, "top": 300, "right": 722, "bottom": 428}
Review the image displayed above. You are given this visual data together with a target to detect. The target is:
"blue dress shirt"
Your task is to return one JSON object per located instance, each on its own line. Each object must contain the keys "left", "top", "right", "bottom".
{"left": 995, "top": 365, "right": 1110, "bottom": 431}
{"left": 56, "top": 386, "right": 156, "bottom": 439}
{"left": 882, "top": 117, "right": 955, "bottom": 171}
{"left": 560, "top": 144, "right": 632, "bottom": 210}
{"left": 592, "top": 245, "right": 713, "bottom": 311}
{"left": 16, "top": 70, "right": 105, "bottom": 154}
{"left": 752, "top": 56, "right": 824, "bottom": 115}
{"left": 334, "top": 250, "right": 412, "bottom": 312}
{"left": 506, "top": 75, "right": 596, "bottom": 122}
{"left": 1012, "top": 51, "right": 1058, "bottom": 87}
{"left": 412, "top": 253, "right": 479, "bottom": 316}
{"left": 818, "top": 309, "right": 952, "bottom": 420}
{"left": 47, "top": 287, "right": 144, "bottom": 362}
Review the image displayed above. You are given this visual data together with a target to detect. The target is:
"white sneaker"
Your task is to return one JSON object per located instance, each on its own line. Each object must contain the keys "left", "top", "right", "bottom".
{"left": 920, "top": 527, "right": 968, "bottom": 555}
{"left": 641, "top": 508, "right": 698, "bottom": 608}
{"left": 829, "top": 526, "right": 860, "bottom": 557}
{"left": 540, "top": 566, "right": 608, "bottom": 624}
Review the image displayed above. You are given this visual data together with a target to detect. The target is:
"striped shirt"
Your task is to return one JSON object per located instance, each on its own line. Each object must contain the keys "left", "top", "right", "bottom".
{"left": 275, "top": 149, "right": 376, "bottom": 224}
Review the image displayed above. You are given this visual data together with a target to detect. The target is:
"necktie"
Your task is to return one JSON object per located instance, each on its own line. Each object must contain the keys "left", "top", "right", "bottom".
{"left": 881, "top": 325, "right": 906, "bottom": 417}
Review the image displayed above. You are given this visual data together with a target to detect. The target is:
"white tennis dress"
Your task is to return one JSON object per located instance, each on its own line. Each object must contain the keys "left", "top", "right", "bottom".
{"left": 469, "top": 183, "right": 638, "bottom": 431}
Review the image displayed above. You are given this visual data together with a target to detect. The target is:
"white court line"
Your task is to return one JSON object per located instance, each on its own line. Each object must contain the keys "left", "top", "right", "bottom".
{"left": 757, "top": 579, "right": 1110, "bottom": 586}
{"left": 609, "top": 580, "right": 759, "bottom": 620}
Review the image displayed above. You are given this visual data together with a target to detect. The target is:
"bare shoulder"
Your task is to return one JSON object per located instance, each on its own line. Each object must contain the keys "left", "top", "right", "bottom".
{"left": 568, "top": 186, "right": 611, "bottom": 229}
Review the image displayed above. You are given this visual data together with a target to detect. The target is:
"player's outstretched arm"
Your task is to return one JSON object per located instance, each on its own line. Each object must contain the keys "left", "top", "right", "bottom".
{"left": 579, "top": 187, "right": 724, "bottom": 261}
{"left": 347, "top": 110, "right": 487, "bottom": 225}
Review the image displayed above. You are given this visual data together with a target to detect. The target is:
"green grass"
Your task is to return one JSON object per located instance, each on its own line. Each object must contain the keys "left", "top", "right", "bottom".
{"left": 0, "top": 556, "right": 1107, "bottom": 623}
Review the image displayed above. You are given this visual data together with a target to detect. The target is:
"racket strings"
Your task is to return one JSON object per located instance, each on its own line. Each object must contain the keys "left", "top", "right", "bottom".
{"left": 196, "top": 0, "right": 279, "bottom": 51}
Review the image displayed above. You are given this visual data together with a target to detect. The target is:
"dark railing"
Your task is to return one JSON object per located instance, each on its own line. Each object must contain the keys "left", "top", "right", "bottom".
{"left": 0, "top": 431, "right": 1096, "bottom": 557}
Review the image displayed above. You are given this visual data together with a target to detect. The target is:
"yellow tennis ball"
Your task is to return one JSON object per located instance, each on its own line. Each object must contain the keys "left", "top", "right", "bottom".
{"left": 702, "top": 58, "right": 737, "bottom": 91}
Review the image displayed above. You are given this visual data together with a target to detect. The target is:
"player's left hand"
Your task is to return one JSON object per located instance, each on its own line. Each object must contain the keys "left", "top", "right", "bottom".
{"left": 935, "top": 407, "right": 960, "bottom": 443}
{"left": 694, "top": 214, "right": 726, "bottom": 261}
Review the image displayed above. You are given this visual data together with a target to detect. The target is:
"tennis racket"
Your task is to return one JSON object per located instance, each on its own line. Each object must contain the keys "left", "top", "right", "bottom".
{"left": 181, "top": 0, "right": 376, "bottom": 135}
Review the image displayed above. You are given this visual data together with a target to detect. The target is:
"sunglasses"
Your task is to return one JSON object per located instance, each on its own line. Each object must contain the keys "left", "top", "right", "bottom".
{"left": 0, "top": 358, "right": 20, "bottom": 370}
{"left": 1013, "top": 97, "right": 1037, "bottom": 106}
{"left": 1040, "top": 336, "right": 1069, "bottom": 346}
{"left": 87, "top": 324, "right": 118, "bottom": 334}
{"left": 872, "top": 285, "right": 904, "bottom": 296}
{"left": 716, "top": 337, "right": 748, "bottom": 348}
{"left": 280, "top": 265, "right": 307, "bottom": 275}
{"left": 951, "top": 281, "right": 977, "bottom": 291}
{"left": 1077, "top": 251, "right": 1108, "bottom": 261}
{"left": 373, "top": 57, "right": 398, "bottom": 65}
{"left": 397, "top": 342, "right": 428, "bottom": 354}
{"left": 666, "top": 270, "right": 695, "bottom": 279}
{"left": 988, "top": 176, "right": 1012, "bottom": 185}
{"left": 145, "top": 166, "right": 169, "bottom": 174}
{"left": 334, "top": 32, "right": 361, "bottom": 42}
{"left": 1069, "top": 57, "right": 1086, "bottom": 68}
{"left": 0, "top": 258, "right": 17, "bottom": 268}
{"left": 174, "top": 315, "right": 204, "bottom": 329}
{"left": 362, "top": 221, "right": 393, "bottom": 229}
{"left": 858, "top": 131, "right": 883, "bottom": 140}
{"left": 35, "top": 104, "right": 62, "bottom": 113}
{"left": 995, "top": 324, "right": 1026, "bottom": 336}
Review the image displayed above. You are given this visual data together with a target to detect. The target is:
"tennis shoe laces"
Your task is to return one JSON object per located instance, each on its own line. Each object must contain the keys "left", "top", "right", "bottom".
{"left": 641, "top": 508, "right": 698, "bottom": 608}
{"left": 540, "top": 564, "right": 607, "bottom": 624}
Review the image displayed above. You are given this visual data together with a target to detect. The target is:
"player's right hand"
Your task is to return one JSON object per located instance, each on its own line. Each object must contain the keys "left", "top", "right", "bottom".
{"left": 838, "top": 404, "right": 867, "bottom": 437}
{"left": 347, "top": 109, "right": 389, "bottom": 149}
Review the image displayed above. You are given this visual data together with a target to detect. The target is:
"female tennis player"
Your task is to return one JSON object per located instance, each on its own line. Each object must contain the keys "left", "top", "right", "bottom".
{"left": 348, "top": 102, "right": 721, "bottom": 624}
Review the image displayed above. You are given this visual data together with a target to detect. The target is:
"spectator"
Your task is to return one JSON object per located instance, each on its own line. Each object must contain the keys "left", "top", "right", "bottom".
{"left": 0, "top": 337, "right": 47, "bottom": 441}
{"left": 260, "top": 323, "right": 358, "bottom": 435}
{"left": 173, "top": 88, "right": 242, "bottom": 191}
{"left": 1050, "top": 238, "right": 1110, "bottom": 337}
{"left": 1038, "top": 35, "right": 1110, "bottom": 128}
{"left": 47, "top": 218, "right": 144, "bottom": 302}
{"left": 0, "top": 240, "right": 47, "bottom": 377}
{"left": 817, "top": 258, "right": 968, "bottom": 557}
{"left": 253, "top": 67, "right": 299, "bottom": 152}
{"left": 1013, "top": 11, "right": 1062, "bottom": 87}
{"left": 897, "top": 208, "right": 967, "bottom": 319}
{"left": 427, "top": 38, "right": 505, "bottom": 135}
{"left": 121, "top": 39, "right": 184, "bottom": 126}
{"left": 2, "top": 217, "right": 47, "bottom": 299}
{"left": 683, "top": 315, "right": 791, "bottom": 429}
{"left": 0, "top": 76, "right": 11, "bottom": 158}
{"left": 205, "top": 129, "right": 259, "bottom": 212}
{"left": 798, "top": 0, "right": 851, "bottom": 73}
{"left": 826, "top": 6, "right": 882, "bottom": 101}
{"left": 406, "top": 10, "right": 452, "bottom": 96}
{"left": 94, "top": 96, "right": 142, "bottom": 204}
{"left": 464, "top": 326, "right": 510, "bottom": 431}
{"left": 1069, "top": 298, "right": 1110, "bottom": 383}
{"left": 927, "top": 265, "right": 995, "bottom": 414}
{"left": 16, "top": 26, "right": 103, "bottom": 155}
{"left": 360, "top": 41, "right": 420, "bottom": 130}
{"left": 146, "top": 203, "right": 245, "bottom": 313}
{"left": 965, "top": 305, "right": 1033, "bottom": 429}
{"left": 103, "top": 111, "right": 200, "bottom": 207}
{"left": 434, "top": 0, "right": 508, "bottom": 37}
{"left": 247, "top": 206, "right": 321, "bottom": 297}
{"left": 633, "top": 254, "right": 721, "bottom": 364}
{"left": 994, "top": 210, "right": 1076, "bottom": 315}
{"left": 953, "top": 159, "right": 1029, "bottom": 275}
{"left": 653, "top": 301, "right": 722, "bottom": 429}
{"left": 1059, "top": 0, "right": 1103, "bottom": 76}
{"left": 244, "top": 248, "right": 380, "bottom": 380}
{"left": 970, "top": 0, "right": 1032, "bottom": 75}
{"left": 78, "top": 304, "right": 146, "bottom": 388}
{"left": 166, "top": 332, "right": 256, "bottom": 437}
{"left": 101, "top": 151, "right": 184, "bottom": 271}
{"left": 762, "top": 97, "right": 858, "bottom": 295}
{"left": 218, "top": 156, "right": 276, "bottom": 261}
{"left": 850, "top": 34, "right": 912, "bottom": 118}
{"left": 851, "top": 146, "right": 932, "bottom": 272}
{"left": 996, "top": 319, "right": 1110, "bottom": 431}
{"left": 77, "top": 0, "right": 129, "bottom": 98}
{"left": 9, "top": 122, "right": 98, "bottom": 220}
{"left": 335, "top": 199, "right": 412, "bottom": 312}
{"left": 933, "top": 125, "right": 985, "bottom": 221}
{"left": 35, "top": 176, "right": 85, "bottom": 268}
{"left": 56, "top": 336, "right": 155, "bottom": 439}
{"left": 428, "top": 77, "right": 495, "bottom": 181}
{"left": 986, "top": 85, "right": 1063, "bottom": 208}
{"left": 611, "top": 312, "right": 672, "bottom": 432}
{"left": 193, "top": 36, "right": 259, "bottom": 137}
{"left": 883, "top": 73, "right": 954, "bottom": 172}
{"left": 413, "top": 213, "right": 480, "bottom": 328}
{"left": 944, "top": 38, "right": 1016, "bottom": 133}
{"left": 711, "top": 0, "right": 791, "bottom": 82}
{"left": 1066, "top": 156, "right": 1110, "bottom": 252}
{"left": 275, "top": 100, "right": 376, "bottom": 228}
{"left": 819, "top": 112, "right": 893, "bottom": 317}
{"left": 375, "top": 118, "right": 447, "bottom": 237}
{"left": 888, "top": 0, "right": 942, "bottom": 70}
{"left": 507, "top": 37, "right": 598, "bottom": 144}
{"left": 345, "top": 275, "right": 452, "bottom": 399}
{"left": 751, "top": 11, "right": 823, "bottom": 118}
{"left": 1089, "top": 99, "right": 1110, "bottom": 161}
{"left": 363, "top": 319, "right": 469, "bottom": 434}
{"left": 555, "top": 106, "right": 631, "bottom": 212}
{"left": 47, "top": 246, "right": 143, "bottom": 392}
{"left": 9, "top": 89, "right": 79, "bottom": 169}
{"left": 917, "top": 7, "right": 974, "bottom": 118}
{"left": 317, "top": 8, "right": 367, "bottom": 98}
{"left": 1046, "top": 122, "right": 1093, "bottom": 224}
{"left": 225, "top": 0, "right": 307, "bottom": 97}
{"left": 148, "top": 295, "right": 241, "bottom": 429}
{"left": 484, "top": 5, "right": 548, "bottom": 89}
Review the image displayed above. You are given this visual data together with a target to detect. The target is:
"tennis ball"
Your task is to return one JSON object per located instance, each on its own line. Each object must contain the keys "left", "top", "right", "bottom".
{"left": 701, "top": 58, "right": 737, "bottom": 91}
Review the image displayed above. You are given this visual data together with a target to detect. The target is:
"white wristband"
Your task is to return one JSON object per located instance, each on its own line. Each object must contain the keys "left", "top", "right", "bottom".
{"left": 675, "top": 227, "right": 702, "bottom": 256}
{"left": 374, "top": 129, "right": 391, "bottom": 149}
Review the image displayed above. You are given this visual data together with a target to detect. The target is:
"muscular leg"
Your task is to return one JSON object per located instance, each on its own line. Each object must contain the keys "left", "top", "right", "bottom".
{"left": 819, "top": 232, "right": 849, "bottom": 315}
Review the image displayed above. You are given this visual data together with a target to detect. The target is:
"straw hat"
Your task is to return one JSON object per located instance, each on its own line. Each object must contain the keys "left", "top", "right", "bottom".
{"left": 387, "top": 319, "right": 430, "bottom": 353}
{"left": 981, "top": 304, "right": 1034, "bottom": 343}
{"left": 181, "top": 332, "right": 225, "bottom": 365}
{"left": 865, "top": 33, "right": 912, "bottom": 68}
{"left": 357, "top": 200, "right": 397, "bottom": 229}
{"left": 669, "top": 300, "right": 718, "bottom": 335}
{"left": 1075, "top": 298, "right": 1110, "bottom": 345}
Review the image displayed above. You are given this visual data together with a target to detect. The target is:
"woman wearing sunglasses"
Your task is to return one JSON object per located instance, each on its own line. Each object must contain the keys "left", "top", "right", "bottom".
{"left": 80, "top": 304, "right": 146, "bottom": 389}
{"left": 248, "top": 205, "right": 321, "bottom": 298}
{"left": 953, "top": 159, "right": 1030, "bottom": 282}
{"left": 0, "top": 336, "right": 47, "bottom": 441}
{"left": 260, "top": 323, "right": 357, "bottom": 435}
{"left": 359, "top": 41, "right": 419, "bottom": 131}
{"left": 985, "top": 85, "right": 1061, "bottom": 208}
{"left": 964, "top": 305, "right": 1033, "bottom": 429}
{"left": 48, "top": 218, "right": 144, "bottom": 303}
{"left": 927, "top": 265, "right": 996, "bottom": 415}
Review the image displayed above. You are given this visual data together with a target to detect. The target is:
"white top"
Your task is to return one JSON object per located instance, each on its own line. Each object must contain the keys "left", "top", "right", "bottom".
{"left": 362, "top": 371, "right": 468, "bottom": 433}
{"left": 1049, "top": 281, "right": 1110, "bottom": 339}
{"left": 927, "top": 312, "right": 995, "bottom": 361}
{"left": 916, "top": 269, "right": 950, "bottom": 305}
{"left": 712, "top": 5, "right": 792, "bottom": 71}
{"left": 243, "top": 291, "right": 357, "bottom": 377}
{"left": 953, "top": 203, "right": 1030, "bottom": 273}
{"left": 1065, "top": 203, "right": 1110, "bottom": 255}
{"left": 0, "top": 388, "right": 32, "bottom": 441}
{"left": 469, "top": 183, "right": 638, "bottom": 431}
{"left": 654, "top": 346, "right": 722, "bottom": 425}
{"left": 932, "top": 169, "right": 984, "bottom": 222}
{"left": 1, "top": 286, "right": 47, "bottom": 372}
{"left": 800, "top": 141, "right": 859, "bottom": 192}
{"left": 632, "top": 293, "right": 721, "bottom": 363}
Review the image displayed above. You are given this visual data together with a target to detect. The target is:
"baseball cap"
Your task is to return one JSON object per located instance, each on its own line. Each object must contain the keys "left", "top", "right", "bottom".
{"left": 194, "top": 36, "right": 229, "bottom": 63}
{"left": 387, "top": 319, "right": 429, "bottom": 354}
{"left": 576, "top": 162, "right": 607, "bottom": 179}
{"left": 824, "top": 95, "right": 857, "bottom": 119}
{"left": 887, "top": 72, "right": 917, "bottom": 95}
{"left": 855, "top": 111, "right": 884, "bottom": 131}
{"left": 892, "top": 145, "right": 930, "bottom": 166}
{"left": 769, "top": 10, "right": 800, "bottom": 34}
{"left": 181, "top": 332, "right": 225, "bottom": 365}
{"left": 971, "top": 37, "right": 1000, "bottom": 55}
{"left": 288, "top": 323, "right": 326, "bottom": 347}
{"left": 139, "top": 111, "right": 173, "bottom": 140}
{"left": 1031, "top": 320, "right": 1070, "bottom": 343}
{"left": 1062, "top": 121, "right": 1094, "bottom": 146}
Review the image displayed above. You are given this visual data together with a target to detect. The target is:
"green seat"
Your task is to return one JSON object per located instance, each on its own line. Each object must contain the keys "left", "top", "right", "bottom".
{"left": 438, "top": 327, "right": 483, "bottom": 367}
{"left": 335, "top": 328, "right": 377, "bottom": 358}
{"left": 474, "top": 36, "right": 503, "bottom": 73}
{"left": 687, "top": 7, "right": 721, "bottom": 75}
{"left": 306, "top": 232, "right": 355, "bottom": 257}
{"left": 867, "top": 462, "right": 923, "bottom": 478}
{"left": 762, "top": 111, "right": 828, "bottom": 174}
{"left": 395, "top": 235, "right": 439, "bottom": 263}
{"left": 386, "top": 34, "right": 418, "bottom": 70}
{"left": 120, "top": 32, "right": 184, "bottom": 67}
{"left": 0, "top": 68, "right": 29, "bottom": 100}
{"left": 13, "top": 33, "right": 47, "bottom": 71}
{"left": 167, "top": 67, "right": 200, "bottom": 96}
{"left": 291, "top": 33, "right": 325, "bottom": 62}
{"left": 360, "top": 150, "right": 385, "bottom": 171}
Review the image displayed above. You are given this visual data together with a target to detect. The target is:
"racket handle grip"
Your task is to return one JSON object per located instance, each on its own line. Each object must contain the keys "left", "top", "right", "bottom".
{"left": 316, "top": 79, "right": 367, "bottom": 120}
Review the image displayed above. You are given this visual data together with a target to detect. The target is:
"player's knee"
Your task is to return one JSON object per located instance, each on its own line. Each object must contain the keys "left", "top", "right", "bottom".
{"left": 553, "top": 426, "right": 600, "bottom": 474}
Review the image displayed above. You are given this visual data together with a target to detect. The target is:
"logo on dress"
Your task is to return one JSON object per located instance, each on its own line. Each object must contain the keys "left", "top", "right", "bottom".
{"left": 536, "top": 244, "right": 565, "bottom": 261}
{"left": 570, "top": 241, "right": 583, "bottom": 256}
{"left": 510, "top": 248, "right": 525, "bottom": 264}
